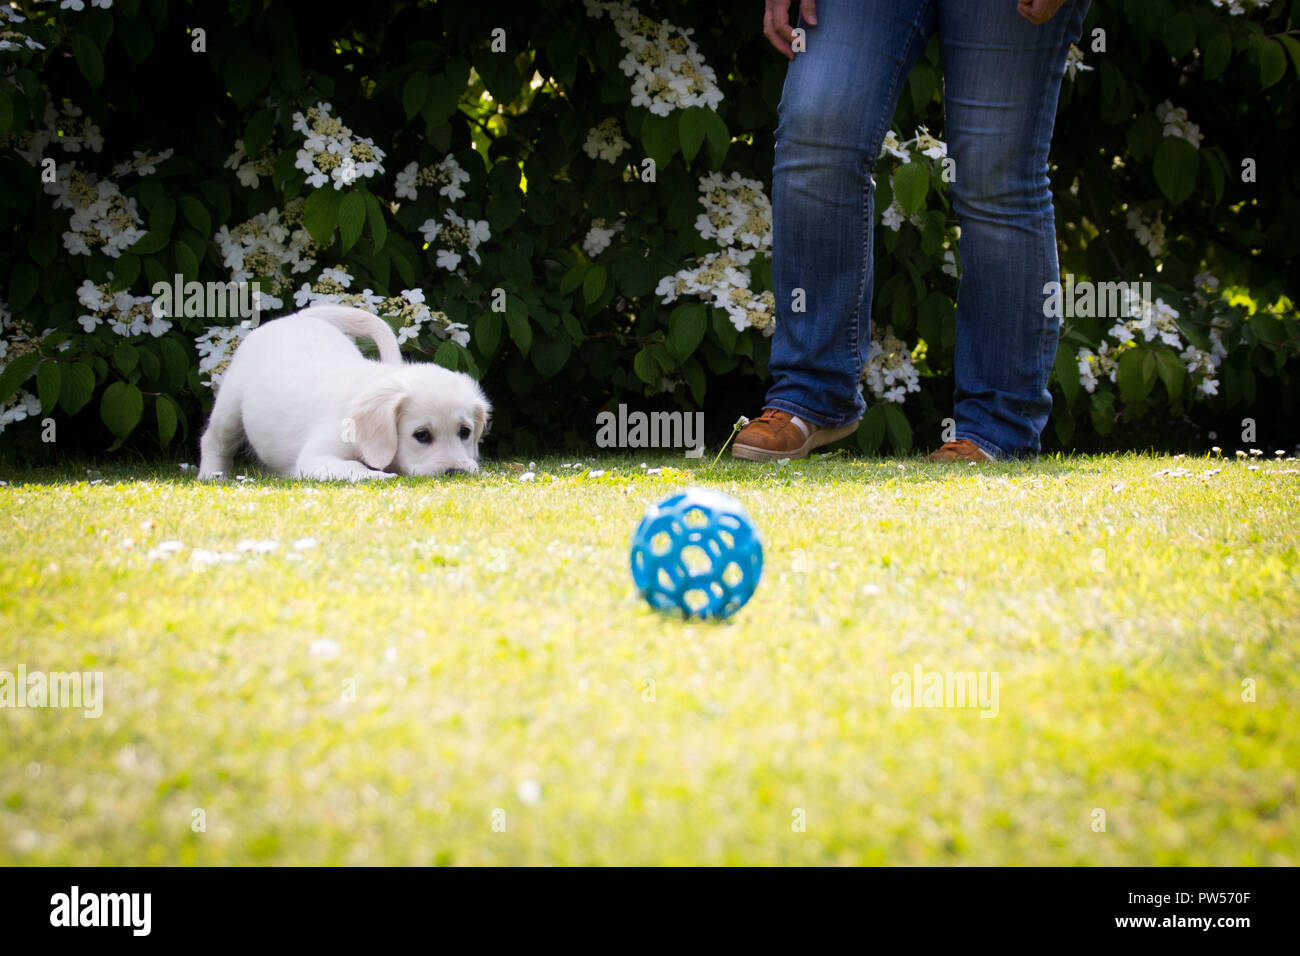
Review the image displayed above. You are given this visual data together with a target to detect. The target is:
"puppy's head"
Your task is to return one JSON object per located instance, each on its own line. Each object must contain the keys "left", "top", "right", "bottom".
{"left": 349, "top": 365, "right": 491, "bottom": 476}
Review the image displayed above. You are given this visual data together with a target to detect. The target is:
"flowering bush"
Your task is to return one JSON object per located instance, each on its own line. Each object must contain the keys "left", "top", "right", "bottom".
{"left": 0, "top": 0, "right": 1296, "bottom": 461}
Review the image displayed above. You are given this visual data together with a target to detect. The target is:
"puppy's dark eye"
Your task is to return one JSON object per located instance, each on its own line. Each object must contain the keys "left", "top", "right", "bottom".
{"left": 413, "top": 428, "right": 433, "bottom": 444}
{"left": 458, "top": 425, "right": 472, "bottom": 441}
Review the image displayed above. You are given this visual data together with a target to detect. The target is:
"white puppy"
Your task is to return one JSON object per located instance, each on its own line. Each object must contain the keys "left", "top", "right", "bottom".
{"left": 198, "top": 305, "right": 490, "bottom": 481}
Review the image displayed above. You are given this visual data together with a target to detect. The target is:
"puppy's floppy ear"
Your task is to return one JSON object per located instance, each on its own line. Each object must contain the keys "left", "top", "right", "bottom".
{"left": 349, "top": 378, "right": 406, "bottom": 470}
{"left": 473, "top": 395, "right": 492, "bottom": 442}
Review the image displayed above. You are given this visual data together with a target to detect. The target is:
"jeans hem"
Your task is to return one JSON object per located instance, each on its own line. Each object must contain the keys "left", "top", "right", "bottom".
{"left": 954, "top": 431, "right": 1008, "bottom": 462}
{"left": 764, "top": 400, "right": 861, "bottom": 431}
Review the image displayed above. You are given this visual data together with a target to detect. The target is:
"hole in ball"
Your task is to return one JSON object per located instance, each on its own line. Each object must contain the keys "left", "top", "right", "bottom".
{"left": 722, "top": 561, "right": 743, "bottom": 587}
{"left": 683, "top": 589, "right": 710, "bottom": 613}
{"left": 679, "top": 544, "right": 712, "bottom": 576}
{"left": 650, "top": 531, "right": 672, "bottom": 556}
{"left": 683, "top": 508, "right": 709, "bottom": 529}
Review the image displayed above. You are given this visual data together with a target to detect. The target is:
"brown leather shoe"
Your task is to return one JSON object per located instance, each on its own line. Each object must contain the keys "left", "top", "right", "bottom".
{"left": 732, "top": 408, "right": 859, "bottom": 461}
{"left": 927, "top": 439, "right": 993, "bottom": 462}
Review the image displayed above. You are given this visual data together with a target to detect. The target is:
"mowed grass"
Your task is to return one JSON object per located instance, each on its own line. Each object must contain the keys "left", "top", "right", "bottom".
{"left": 1, "top": 452, "right": 1297, "bottom": 865}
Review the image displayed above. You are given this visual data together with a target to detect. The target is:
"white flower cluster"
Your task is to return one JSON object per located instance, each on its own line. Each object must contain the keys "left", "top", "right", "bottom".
{"left": 76, "top": 277, "right": 170, "bottom": 337}
{"left": 877, "top": 128, "right": 948, "bottom": 233}
{"left": 1210, "top": 0, "right": 1272, "bottom": 15}
{"left": 860, "top": 326, "right": 921, "bottom": 404}
{"left": 1126, "top": 208, "right": 1167, "bottom": 259}
{"left": 1107, "top": 288, "right": 1184, "bottom": 348}
{"left": 15, "top": 97, "right": 104, "bottom": 163}
{"left": 0, "top": 302, "right": 43, "bottom": 434}
{"left": 1155, "top": 100, "right": 1204, "bottom": 149}
{"left": 582, "top": 118, "right": 631, "bottom": 163}
{"left": 582, "top": 217, "right": 625, "bottom": 258}
{"left": 214, "top": 200, "right": 317, "bottom": 312}
{"left": 1076, "top": 289, "right": 1224, "bottom": 397}
{"left": 584, "top": 0, "right": 724, "bottom": 116}
{"left": 44, "top": 162, "right": 145, "bottom": 258}
{"left": 694, "top": 171, "right": 772, "bottom": 250}
{"left": 389, "top": 289, "right": 470, "bottom": 349}
{"left": 655, "top": 172, "right": 776, "bottom": 334}
{"left": 418, "top": 209, "right": 491, "bottom": 272}
{"left": 0, "top": 6, "right": 45, "bottom": 53}
{"left": 224, "top": 139, "right": 277, "bottom": 189}
{"left": 289, "top": 267, "right": 469, "bottom": 348}
{"left": 112, "top": 148, "right": 174, "bottom": 178}
{"left": 0, "top": 388, "right": 40, "bottom": 435}
{"left": 292, "top": 102, "right": 386, "bottom": 190}
{"left": 394, "top": 155, "right": 470, "bottom": 202}
{"left": 1065, "top": 44, "right": 1093, "bottom": 81}
{"left": 59, "top": 1, "right": 115, "bottom": 10}
{"left": 194, "top": 324, "right": 249, "bottom": 390}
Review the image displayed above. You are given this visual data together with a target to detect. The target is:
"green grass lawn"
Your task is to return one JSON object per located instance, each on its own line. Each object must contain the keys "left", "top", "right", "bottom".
{"left": 1, "top": 452, "right": 1297, "bottom": 865}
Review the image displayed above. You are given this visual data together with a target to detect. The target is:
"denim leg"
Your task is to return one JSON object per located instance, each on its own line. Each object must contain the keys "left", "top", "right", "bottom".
{"left": 938, "top": 0, "right": 1091, "bottom": 459}
{"left": 766, "top": 0, "right": 938, "bottom": 428}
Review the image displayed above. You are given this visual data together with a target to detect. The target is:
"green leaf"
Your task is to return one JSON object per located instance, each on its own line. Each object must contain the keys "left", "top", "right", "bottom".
{"left": 1259, "top": 38, "right": 1287, "bottom": 89}
{"left": 560, "top": 263, "right": 590, "bottom": 295}
{"left": 8, "top": 262, "right": 39, "bottom": 309}
{"left": 683, "top": 357, "right": 706, "bottom": 405}
{"left": 530, "top": 332, "right": 571, "bottom": 379}
{"left": 640, "top": 113, "right": 677, "bottom": 169}
{"left": 71, "top": 35, "right": 105, "bottom": 90}
{"left": 678, "top": 107, "right": 708, "bottom": 163}
{"left": 474, "top": 311, "right": 503, "bottom": 357}
{"left": 35, "top": 361, "right": 61, "bottom": 415}
{"left": 241, "top": 109, "right": 274, "bottom": 158}
{"left": 633, "top": 348, "right": 659, "bottom": 386}
{"left": 157, "top": 339, "right": 189, "bottom": 392}
{"left": 433, "top": 340, "right": 460, "bottom": 369}
{"left": 363, "top": 191, "right": 387, "bottom": 251}
{"left": 224, "top": 48, "right": 272, "bottom": 107}
{"left": 582, "top": 265, "right": 607, "bottom": 304}
{"left": 1053, "top": 342, "right": 1080, "bottom": 407}
{"left": 1153, "top": 137, "right": 1199, "bottom": 206}
{"left": 667, "top": 303, "right": 708, "bottom": 361}
{"left": 1155, "top": 348, "right": 1185, "bottom": 400}
{"left": 303, "top": 187, "right": 341, "bottom": 247}
{"left": 58, "top": 362, "right": 96, "bottom": 415}
{"left": 0, "top": 352, "right": 40, "bottom": 406}
{"left": 1278, "top": 35, "right": 1300, "bottom": 77}
{"left": 1116, "top": 348, "right": 1157, "bottom": 403}
{"left": 1202, "top": 33, "right": 1232, "bottom": 81}
{"left": 173, "top": 240, "right": 198, "bottom": 280}
{"left": 130, "top": 231, "right": 171, "bottom": 256}
{"left": 856, "top": 405, "right": 887, "bottom": 454}
{"left": 1162, "top": 13, "right": 1196, "bottom": 60}
{"left": 882, "top": 403, "right": 913, "bottom": 453}
{"left": 421, "top": 76, "right": 460, "bottom": 127}
{"left": 99, "top": 381, "right": 144, "bottom": 438}
{"left": 156, "top": 394, "right": 177, "bottom": 446}
{"left": 403, "top": 71, "right": 431, "bottom": 121}
{"left": 112, "top": 343, "right": 139, "bottom": 376}
{"left": 505, "top": 295, "right": 532, "bottom": 356}
{"left": 1090, "top": 389, "right": 1115, "bottom": 435}
{"left": 702, "top": 108, "right": 730, "bottom": 168}
{"left": 337, "top": 191, "right": 366, "bottom": 254}
{"left": 893, "top": 162, "right": 930, "bottom": 215}
{"left": 178, "top": 196, "right": 211, "bottom": 238}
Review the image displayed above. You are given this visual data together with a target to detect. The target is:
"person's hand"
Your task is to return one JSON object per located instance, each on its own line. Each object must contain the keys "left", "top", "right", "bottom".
{"left": 764, "top": 0, "right": 818, "bottom": 60}
{"left": 1017, "top": 0, "right": 1068, "bottom": 25}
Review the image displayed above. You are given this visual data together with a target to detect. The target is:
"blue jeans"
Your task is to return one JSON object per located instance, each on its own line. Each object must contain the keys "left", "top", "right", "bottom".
{"left": 765, "top": 0, "right": 1091, "bottom": 459}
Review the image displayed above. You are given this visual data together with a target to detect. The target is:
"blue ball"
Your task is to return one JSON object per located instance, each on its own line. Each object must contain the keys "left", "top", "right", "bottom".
{"left": 630, "top": 487, "right": 763, "bottom": 620}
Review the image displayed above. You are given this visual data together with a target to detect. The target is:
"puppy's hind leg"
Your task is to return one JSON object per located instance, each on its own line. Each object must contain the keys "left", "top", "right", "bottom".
{"left": 198, "top": 390, "right": 243, "bottom": 479}
{"left": 292, "top": 453, "right": 395, "bottom": 482}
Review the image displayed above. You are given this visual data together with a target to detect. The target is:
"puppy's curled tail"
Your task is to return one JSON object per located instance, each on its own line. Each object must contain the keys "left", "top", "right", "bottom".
{"left": 298, "top": 305, "right": 403, "bottom": 364}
